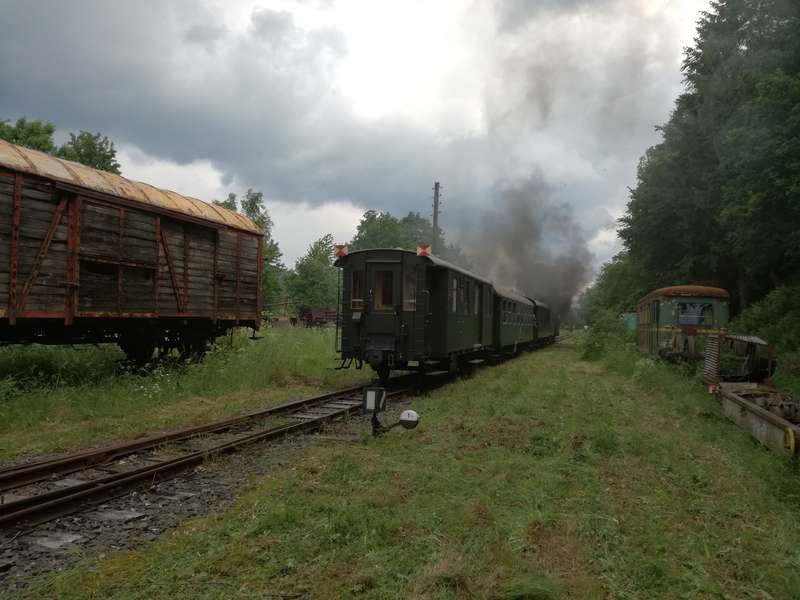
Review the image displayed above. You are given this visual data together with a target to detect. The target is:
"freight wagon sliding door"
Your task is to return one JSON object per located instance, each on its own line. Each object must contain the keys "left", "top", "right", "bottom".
{"left": 216, "top": 229, "right": 259, "bottom": 322}
{"left": 79, "top": 201, "right": 158, "bottom": 315}
{"left": 0, "top": 176, "right": 69, "bottom": 319}
{"left": 158, "top": 220, "right": 215, "bottom": 317}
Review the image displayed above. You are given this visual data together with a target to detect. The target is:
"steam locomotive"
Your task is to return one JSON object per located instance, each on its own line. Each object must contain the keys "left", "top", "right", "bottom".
{"left": 334, "top": 246, "right": 558, "bottom": 380}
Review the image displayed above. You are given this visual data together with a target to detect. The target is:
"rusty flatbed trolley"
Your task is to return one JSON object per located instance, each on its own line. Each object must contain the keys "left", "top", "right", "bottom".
{"left": 0, "top": 140, "right": 262, "bottom": 362}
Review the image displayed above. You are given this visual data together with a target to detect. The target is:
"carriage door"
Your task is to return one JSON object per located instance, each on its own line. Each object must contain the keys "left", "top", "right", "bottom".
{"left": 481, "top": 285, "right": 492, "bottom": 346}
{"left": 366, "top": 261, "right": 401, "bottom": 339}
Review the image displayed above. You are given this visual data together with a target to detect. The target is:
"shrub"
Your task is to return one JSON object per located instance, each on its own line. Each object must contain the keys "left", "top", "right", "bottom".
{"left": 731, "top": 286, "right": 800, "bottom": 353}
{"left": 579, "top": 309, "right": 630, "bottom": 360}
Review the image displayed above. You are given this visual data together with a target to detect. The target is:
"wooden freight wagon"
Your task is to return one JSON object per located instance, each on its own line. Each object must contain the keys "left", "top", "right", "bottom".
{"left": 0, "top": 139, "right": 263, "bottom": 362}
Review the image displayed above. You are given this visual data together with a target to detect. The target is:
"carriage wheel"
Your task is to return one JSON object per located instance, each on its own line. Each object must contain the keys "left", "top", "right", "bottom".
{"left": 118, "top": 331, "right": 157, "bottom": 366}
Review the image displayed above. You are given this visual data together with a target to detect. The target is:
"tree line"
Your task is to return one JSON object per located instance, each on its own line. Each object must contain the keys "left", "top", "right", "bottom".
{"left": 583, "top": 0, "right": 800, "bottom": 329}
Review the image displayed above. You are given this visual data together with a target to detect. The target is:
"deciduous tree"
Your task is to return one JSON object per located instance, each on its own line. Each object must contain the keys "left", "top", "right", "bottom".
{"left": 56, "top": 131, "right": 121, "bottom": 174}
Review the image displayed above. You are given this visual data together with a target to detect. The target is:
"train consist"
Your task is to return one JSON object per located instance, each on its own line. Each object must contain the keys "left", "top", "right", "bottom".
{"left": 0, "top": 140, "right": 262, "bottom": 363}
{"left": 334, "top": 246, "right": 558, "bottom": 380}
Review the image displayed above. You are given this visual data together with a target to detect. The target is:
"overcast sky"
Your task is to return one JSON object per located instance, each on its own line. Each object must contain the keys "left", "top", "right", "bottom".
{"left": 0, "top": 0, "right": 708, "bottom": 267}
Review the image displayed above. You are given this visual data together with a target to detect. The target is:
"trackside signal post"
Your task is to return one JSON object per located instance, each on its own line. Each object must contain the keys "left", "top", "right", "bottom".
{"left": 362, "top": 387, "right": 420, "bottom": 437}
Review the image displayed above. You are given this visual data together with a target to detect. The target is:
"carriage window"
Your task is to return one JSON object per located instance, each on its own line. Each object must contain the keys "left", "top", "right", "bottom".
{"left": 474, "top": 286, "right": 480, "bottom": 315}
{"left": 403, "top": 269, "right": 416, "bottom": 311}
{"left": 374, "top": 271, "right": 394, "bottom": 311}
{"left": 451, "top": 277, "right": 458, "bottom": 313}
{"left": 677, "top": 302, "right": 713, "bottom": 325}
{"left": 351, "top": 271, "right": 364, "bottom": 309}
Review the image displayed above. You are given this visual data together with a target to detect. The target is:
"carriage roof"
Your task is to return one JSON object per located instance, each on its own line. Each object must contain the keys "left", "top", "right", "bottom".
{"left": 0, "top": 139, "right": 261, "bottom": 234}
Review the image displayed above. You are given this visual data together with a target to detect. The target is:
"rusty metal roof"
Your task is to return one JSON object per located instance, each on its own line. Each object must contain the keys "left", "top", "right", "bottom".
{"left": 725, "top": 334, "right": 769, "bottom": 346}
{"left": 0, "top": 139, "right": 261, "bottom": 234}
{"left": 638, "top": 285, "right": 729, "bottom": 305}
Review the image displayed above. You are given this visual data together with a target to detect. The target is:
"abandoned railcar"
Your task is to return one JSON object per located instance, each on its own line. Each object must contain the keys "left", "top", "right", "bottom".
{"left": 636, "top": 285, "right": 729, "bottom": 360}
{"left": 0, "top": 140, "right": 262, "bottom": 362}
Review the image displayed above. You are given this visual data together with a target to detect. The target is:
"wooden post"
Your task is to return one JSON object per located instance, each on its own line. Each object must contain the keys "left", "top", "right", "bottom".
{"left": 212, "top": 229, "right": 219, "bottom": 322}
{"left": 256, "top": 235, "right": 263, "bottom": 325}
{"left": 8, "top": 175, "right": 22, "bottom": 325}
{"left": 118, "top": 207, "right": 125, "bottom": 312}
{"left": 235, "top": 231, "right": 241, "bottom": 324}
{"left": 183, "top": 226, "right": 189, "bottom": 314}
{"left": 65, "top": 194, "right": 81, "bottom": 325}
{"left": 154, "top": 216, "right": 160, "bottom": 315}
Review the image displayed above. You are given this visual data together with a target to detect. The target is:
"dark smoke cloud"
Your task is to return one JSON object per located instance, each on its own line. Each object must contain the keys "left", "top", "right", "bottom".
{"left": 494, "top": 0, "right": 618, "bottom": 32}
{"left": 463, "top": 175, "right": 593, "bottom": 316}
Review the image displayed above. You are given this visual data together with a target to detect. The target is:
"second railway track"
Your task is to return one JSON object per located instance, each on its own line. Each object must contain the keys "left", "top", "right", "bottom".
{"left": 0, "top": 380, "right": 414, "bottom": 532}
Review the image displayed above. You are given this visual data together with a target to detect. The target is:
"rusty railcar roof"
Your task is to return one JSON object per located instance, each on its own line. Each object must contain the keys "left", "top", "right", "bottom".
{"left": 638, "top": 285, "right": 730, "bottom": 306}
{"left": 0, "top": 139, "right": 261, "bottom": 234}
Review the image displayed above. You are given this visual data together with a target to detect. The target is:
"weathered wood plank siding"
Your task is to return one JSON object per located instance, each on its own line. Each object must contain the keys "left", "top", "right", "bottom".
{"left": 0, "top": 171, "right": 262, "bottom": 324}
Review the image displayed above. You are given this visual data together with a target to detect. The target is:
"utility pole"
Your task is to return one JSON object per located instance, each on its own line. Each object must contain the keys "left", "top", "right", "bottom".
{"left": 432, "top": 181, "right": 441, "bottom": 254}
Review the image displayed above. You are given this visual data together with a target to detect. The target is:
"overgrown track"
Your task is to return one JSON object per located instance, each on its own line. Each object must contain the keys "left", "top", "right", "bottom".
{"left": 0, "top": 380, "right": 415, "bottom": 532}
{"left": 0, "top": 340, "right": 564, "bottom": 533}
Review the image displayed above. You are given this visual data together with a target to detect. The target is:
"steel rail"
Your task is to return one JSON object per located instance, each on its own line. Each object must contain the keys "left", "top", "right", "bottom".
{"left": 0, "top": 384, "right": 374, "bottom": 493}
{"left": 0, "top": 388, "right": 408, "bottom": 531}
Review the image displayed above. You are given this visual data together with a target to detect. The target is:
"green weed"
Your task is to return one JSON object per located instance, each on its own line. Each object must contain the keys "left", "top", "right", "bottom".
{"left": 14, "top": 342, "right": 800, "bottom": 599}
{"left": 0, "top": 327, "right": 369, "bottom": 462}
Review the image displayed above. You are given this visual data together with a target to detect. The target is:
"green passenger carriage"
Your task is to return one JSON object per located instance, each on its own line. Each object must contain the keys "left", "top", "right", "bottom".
{"left": 334, "top": 247, "right": 557, "bottom": 380}
{"left": 636, "top": 285, "right": 729, "bottom": 360}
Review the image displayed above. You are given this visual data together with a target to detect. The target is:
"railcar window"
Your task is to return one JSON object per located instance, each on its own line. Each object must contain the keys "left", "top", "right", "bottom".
{"left": 374, "top": 271, "right": 394, "bottom": 311}
{"left": 474, "top": 286, "right": 479, "bottom": 315}
{"left": 677, "top": 302, "right": 713, "bottom": 325}
{"left": 403, "top": 269, "right": 416, "bottom": 311}
{"left": 351, "top": 271, "right": 364, "bottom": 309}
{"left": 451, "top": 278, "right": 458, "bottom": 313}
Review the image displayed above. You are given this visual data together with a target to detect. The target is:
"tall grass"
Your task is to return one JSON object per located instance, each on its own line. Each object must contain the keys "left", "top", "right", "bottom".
{"left": 0, "top": 327, "right": 369, "bottom": 462}
{"left": 27, "top": 342, "right": 800, "bottom": 599}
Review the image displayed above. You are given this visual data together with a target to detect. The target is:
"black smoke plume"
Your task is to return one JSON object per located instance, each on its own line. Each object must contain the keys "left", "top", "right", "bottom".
{"left": 462, "top": 174, "right": 593, "bottom": 317}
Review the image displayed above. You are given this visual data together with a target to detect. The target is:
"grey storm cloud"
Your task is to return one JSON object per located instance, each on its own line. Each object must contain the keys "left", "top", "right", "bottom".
{"left": 494, "top": 0, "right": 618, "bottom": 32}
{"left": 0, "top": 0, "right": 701, "bottom": 293}
{"left": 0, "top": 0, "right": 445, "bottom": 206}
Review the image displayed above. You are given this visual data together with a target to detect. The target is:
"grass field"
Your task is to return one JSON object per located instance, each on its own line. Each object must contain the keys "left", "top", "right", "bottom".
{"left": 14, "top": 337, "right": 800, "bottom": 599}
{"left": 0, "top": 328, "right": 369, "bottom": 463}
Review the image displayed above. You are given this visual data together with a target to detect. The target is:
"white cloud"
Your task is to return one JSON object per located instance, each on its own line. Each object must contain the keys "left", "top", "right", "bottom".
{"left": 117, "top": 144, "right": 232, "bottom": 201}
{"left": 270, "top": 200, "right": 364, "bottom": 264}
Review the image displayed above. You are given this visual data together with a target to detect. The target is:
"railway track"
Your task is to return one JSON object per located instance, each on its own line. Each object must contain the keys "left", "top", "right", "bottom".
{"left": 0, "top": 342, "right": 561, "bottom": 534}
{"left": 0, "top": 381, "right": 413, "bottom": 532}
